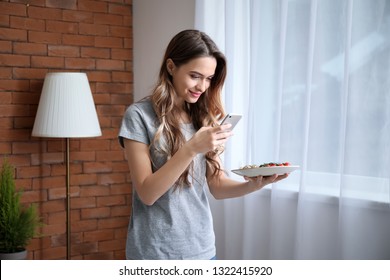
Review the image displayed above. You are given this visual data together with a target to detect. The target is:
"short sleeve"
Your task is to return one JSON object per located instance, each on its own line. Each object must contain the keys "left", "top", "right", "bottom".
{"left": 118, "top": 103, "right": 151, "bottom": 148}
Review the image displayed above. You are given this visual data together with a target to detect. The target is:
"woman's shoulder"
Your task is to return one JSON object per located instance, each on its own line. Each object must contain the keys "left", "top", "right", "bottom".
{"left": 125, "top": 97, "right": 157, "bottom": 121}
{"left": 126, "top": 97, "right": 152, "bottom": 113}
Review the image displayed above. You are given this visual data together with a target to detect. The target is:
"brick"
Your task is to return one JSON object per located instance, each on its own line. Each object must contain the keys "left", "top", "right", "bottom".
{"left": 110, "top": 26, "right": 131, "bottom": 38}
{"left": 62, "top": 10, "right": 93, "bottom": 23}
{"left": 96, "top": 105, "right": 126, "bottom": 118}
{"left": 81, "top": 47, "right": 110, "bottom": 59}
{"left": 13, "top": 67, "right": 47, "bottom": 79}
{"left": 83, "top": 229, "right": 114, "bottom": 242}
{"left": 99, "top": 128, "right": 122, "bottom": 140}
{"left": 0, "top": 91, "right": 12, "bottom": 104}
{"left": 81, "top": 207, "right": 110, "bottom": 219}
{"left": 14, "top": 178, "right": 33, "bottom": 191}
{"left": 99, "top": 239, "right": 125, "bottom": 252}
{"left": 0, "top": 68, "right": 12, "bottom": 80}
{"left": 32, "top": 176, "right": 65, "bottom": 189}
{"left": 51, "top": 162, "right": 82, "bottom": 176}
{"left": 0, "top": 142, "right": 11, "bottom": 154}
{"left": 79, "top": 23, "right": 109, "bottom": 36}
{"left": 84, "top": 252, "right": 114, "bottom": 260}
{"left": 0, "top": 53, "right": 30, "bottom": 67}
{"left": 65, "top": 57, "right": 95, "bottom": 69}
{"left": 20, "top": 190, "right": 45, "bottom": 204}
{"left": 10, "top": 16, "right": 45, "bottom": 31}
{"left": 40, "top": 199, "right": 65, "bottom": 214}
{"left": 17, "top": 165, "right": 51, "bottom": 178}
{"left": 4, "top": 154, "right": 31, "bottom": 167}
{"left": 83, "top": 161, "right": 112, "bottom": 173}
{"left": 70, "top": 173, "right": 98, "bottom": 186}
{"left": 98, "top": 173, "right": 126, "bottom": 186}
{"left": 97, "top": 195, "right": 126, "bottom": 207}
{"left": 12, "top": 92, "right": 40, "bottom": 105}
{"left": 13, "top": 42, "right": 47, "bottom": 55}
{"left": 110, "top": 183, "right": 131, "bottom": 195}
{"left": 71, "top": 219, "right": 98, "bottom": 233}
{"left": 12, "top": 142, "right": 41, "bottom": 154}
{"left": 72, "top": 242, "right": 98, "bottom": 256}
{"left": 47, "top": 187, "right": 66, "bottom": 200}
{"left": 0, "top": 15, "right": 9, "bottom": 27}
{"left": 29, "top": 80, "right": 44, "bottom": 92}
{"left": 85, "top": 71, "right": 111, "bottom": 82}
{"left": 46, "top": 20, "right": 78, "bottom": 34}
{"left": 111, "top": 162, "right": 130, "bottom": 173}
{"left": 30, "top": 152, "right": 64, "bottom": 165}
{"left": 29, "top": 31, "right": 62, "bottom": 44}
{"left": 0, "top": 2, "right": 27, "bottom": 16}
{"left": 79, "top": 185, "right": 110, "bottom": 197}
{"left": 0, "top": 41, "right": 12, "bottom": 53}
{"left": 96, "top": 82, "right": 131, "bottom": 94}
{"left": 123, "top": 37, "right": 132, "bottom": 49}
{"left": 39, "top": 246, "right": 66, "bottom": 260}
{"left": 80, "top": 139, "right": 110, "bottom": 151}
{"left": 70, "top": 151, "right": 96, "bottom": 161}
{"left": 47, "top": 45, "right": 79, "bottom": 57}
{"left": 31, "top": 56, "right": 64, "bottom": 68}
{"left": 14, "top": 117, "right": 35, "bottom": 128}
{"left": 47, "top": 211, "right": 66, "bottom": 225}
{"left": 111, "top": 205, "right": 131, "bottom": 217}
{"left": 0, "top": 79, "right": 30, "bottom": 91}
{"left": 93, "top": 13, "right": 123, "bottom": 26}
{"left": 96, "top": 59, "right": 124, "bottom": 71}
{"left": 109, "top": 3, "right": 132, "bottom": 16}
{"left": 95, "top": 36, "right": 122, "bottom": 48}
{"left": 97, "top": 116, "right": 111, "bottom": 128}
{"left": 42, "top": 221, "right": 66, "bottom": 236}
{"left": 110, "top": 94, "right": 132, "bottom": 106}
{"left": 93, "top": 93, "right": 110, "bottom": 104}
{"left": 114, "top": 227, "right": 128, "bottom": 240}
{"left": 28, "top": 6, "right": 62, "bottom": 20}
{"left": 0, "top": 128, "right": 31, "bottom": 141}
{"left": 98, "top": 216, "right": 128, "bottom": 229}
{"left": 123, "top": 16, "right": 131, "bottom": 27}
{"left": 46, "top": 0, "right": 77, "bottom": 9}
{"left": 111, "top": 48, "right": 131, "bottom": 60}
{"left": 112, "top": 71, "right": 132, "bottom": 82}
{"left": 62, "top": 34, "right": 94, "bottom": 46}
{"left": 78, "top": 0, "right": 108, "bottom": 13}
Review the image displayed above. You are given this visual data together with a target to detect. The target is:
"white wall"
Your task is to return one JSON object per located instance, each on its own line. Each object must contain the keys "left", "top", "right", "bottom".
{"left": 133, "top": 0, "right": 195, "bottom": 102}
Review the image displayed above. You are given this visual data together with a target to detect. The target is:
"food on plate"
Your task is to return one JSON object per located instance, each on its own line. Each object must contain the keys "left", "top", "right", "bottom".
{"left": 241, "top": 162, "right": 290, "bottom": 169}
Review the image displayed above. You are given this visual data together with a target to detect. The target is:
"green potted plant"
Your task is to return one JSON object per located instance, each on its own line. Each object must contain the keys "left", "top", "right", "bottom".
{"left": 0, "top": 158, "right": 42, "bottom": 260}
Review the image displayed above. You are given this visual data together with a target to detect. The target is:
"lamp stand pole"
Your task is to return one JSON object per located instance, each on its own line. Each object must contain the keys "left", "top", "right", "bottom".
{"left": 66, "top": 137, "right": 71, "bottom": 260}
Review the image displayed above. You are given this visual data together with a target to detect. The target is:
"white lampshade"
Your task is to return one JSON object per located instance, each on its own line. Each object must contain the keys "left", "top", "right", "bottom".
{"left": 32, "top": 72, "right": 102, "bottom": 138}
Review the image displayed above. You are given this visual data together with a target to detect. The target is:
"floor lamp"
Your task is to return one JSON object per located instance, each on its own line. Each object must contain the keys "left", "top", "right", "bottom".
{"left": 32, "top": 72, "right": 101, "bottom": 260}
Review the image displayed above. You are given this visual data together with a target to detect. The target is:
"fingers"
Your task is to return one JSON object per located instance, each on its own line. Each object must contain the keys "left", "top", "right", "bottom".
{"left": 244, "top": 173, "right": 289, "bottom": 185}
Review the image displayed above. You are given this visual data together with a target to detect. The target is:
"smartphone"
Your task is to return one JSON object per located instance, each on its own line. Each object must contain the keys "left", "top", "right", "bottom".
{"left": 219, "top": 114, "right": 242, "bottom": 130}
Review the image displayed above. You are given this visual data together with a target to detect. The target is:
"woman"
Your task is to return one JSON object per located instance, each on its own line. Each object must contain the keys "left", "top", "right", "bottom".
{"left": 119, "top": 29, "right": 287, "bottom": 260}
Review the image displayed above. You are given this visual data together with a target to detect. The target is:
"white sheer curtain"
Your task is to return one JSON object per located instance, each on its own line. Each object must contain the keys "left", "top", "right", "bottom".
{"left": 196, "top": 0, "right": 390, "bottom": 259}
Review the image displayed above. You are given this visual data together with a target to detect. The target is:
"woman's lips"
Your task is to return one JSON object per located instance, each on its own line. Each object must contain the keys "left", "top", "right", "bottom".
{"left": 189, "top": 91, "right": 202, "bottom": 98}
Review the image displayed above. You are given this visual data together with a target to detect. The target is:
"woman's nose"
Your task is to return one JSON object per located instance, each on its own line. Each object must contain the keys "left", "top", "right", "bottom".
{"left": 196, "top": 79, "right": 207, "bottom": 92}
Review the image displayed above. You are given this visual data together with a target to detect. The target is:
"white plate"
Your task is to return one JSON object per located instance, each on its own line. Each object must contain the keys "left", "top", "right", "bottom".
{"left": 231, "top": 165, "right": 300, "bottom": 177}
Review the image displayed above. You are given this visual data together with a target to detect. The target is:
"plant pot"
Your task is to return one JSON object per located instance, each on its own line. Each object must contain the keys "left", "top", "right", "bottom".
{"left": 0, "top": 250, "right": 27, "bottom": 260}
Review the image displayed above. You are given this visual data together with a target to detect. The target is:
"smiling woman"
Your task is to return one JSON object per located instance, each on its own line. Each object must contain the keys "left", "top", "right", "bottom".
{"left": 118, "top": 29, "right": 289, "bottom": 260}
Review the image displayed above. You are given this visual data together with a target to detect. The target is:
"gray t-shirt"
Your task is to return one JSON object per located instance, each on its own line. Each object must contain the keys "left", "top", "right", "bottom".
{"left": 118, "top": 98, "right": 216, "bottom": 260}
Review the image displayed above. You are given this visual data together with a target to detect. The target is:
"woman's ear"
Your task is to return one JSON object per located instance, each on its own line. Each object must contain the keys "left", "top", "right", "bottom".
{"left": 166, "top": 59, "right": 175, "bottom": 75}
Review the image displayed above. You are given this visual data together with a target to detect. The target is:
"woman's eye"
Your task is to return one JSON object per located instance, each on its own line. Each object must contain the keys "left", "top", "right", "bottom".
{"left": 190, "top": 74, "right": 201, "bottom": 79}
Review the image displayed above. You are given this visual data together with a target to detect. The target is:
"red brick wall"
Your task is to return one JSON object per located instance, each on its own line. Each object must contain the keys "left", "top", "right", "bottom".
{"left": 0, "top": 0, "right": 133, "bottom": 259}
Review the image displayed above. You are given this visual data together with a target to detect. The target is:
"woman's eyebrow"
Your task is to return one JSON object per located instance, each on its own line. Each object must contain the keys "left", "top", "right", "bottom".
{"left": 190, "top": 71, "right": 214, "bottom": 78}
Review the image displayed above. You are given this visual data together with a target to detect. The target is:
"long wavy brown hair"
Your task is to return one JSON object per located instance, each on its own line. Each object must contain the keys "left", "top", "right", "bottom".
{"left": 150, "top": 29, "right": 227, "bottom": 188}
